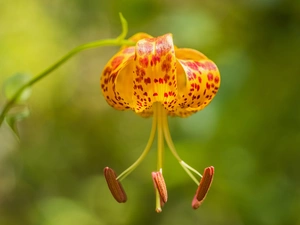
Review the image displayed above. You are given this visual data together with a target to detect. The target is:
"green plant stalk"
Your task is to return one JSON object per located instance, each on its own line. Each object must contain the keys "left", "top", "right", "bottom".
{"left": 0, "top": 13, "right": 135, "bottom": 126}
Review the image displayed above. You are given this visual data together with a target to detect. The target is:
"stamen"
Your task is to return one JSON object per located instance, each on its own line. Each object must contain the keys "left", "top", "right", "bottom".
{"left": 181, "top": 161, "right": 202, "bottom": 178}
{"left": 161, "top": 104, "right": 202, "bottom": 185}
{"left": 180, "top": 162, "right": 202, "bottom": 185}
{"left": 116, "top": 108, "right": 157, "bottom": 181}
{"left": 103, "top": 167, "right": 127, "bottom": 203}
{"left": 192, "top": 166, "right": 214, "bottom": 209}
{"left": 152, "top": 171, "right": 168, "bottom": 204}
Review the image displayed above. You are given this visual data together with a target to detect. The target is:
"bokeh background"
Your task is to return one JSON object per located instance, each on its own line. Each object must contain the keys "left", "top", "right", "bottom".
{"left": 1, "top": 0, "right": 299, "bottom": 224}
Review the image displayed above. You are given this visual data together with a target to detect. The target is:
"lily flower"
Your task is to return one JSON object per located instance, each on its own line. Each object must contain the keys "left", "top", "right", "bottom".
{"left": 101, "top": 33, "right": 220, "bottom": 212}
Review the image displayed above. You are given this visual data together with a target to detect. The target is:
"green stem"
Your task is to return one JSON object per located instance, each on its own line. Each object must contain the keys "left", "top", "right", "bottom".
{"left": 0, "top": 13, "right": 134, "bottom": 125}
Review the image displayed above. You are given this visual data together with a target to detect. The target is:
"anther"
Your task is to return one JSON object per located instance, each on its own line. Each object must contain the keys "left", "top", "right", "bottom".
{"left": 152, "top": 171, "right": 168, "bottom": 209}
{"left": 104, "top": 167, "right": 127, "bottom": 203}
{"left": 192, "top": 166, "right": 214, "bottom": 209}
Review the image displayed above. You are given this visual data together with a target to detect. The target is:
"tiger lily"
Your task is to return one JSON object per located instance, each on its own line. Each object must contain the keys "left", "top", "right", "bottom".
{"left": 101, "top": 33, "right": 220, "bottom": 212}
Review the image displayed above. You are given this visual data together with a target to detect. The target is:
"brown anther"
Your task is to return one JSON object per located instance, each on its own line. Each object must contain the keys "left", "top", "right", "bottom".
{"left": 103, "top": 167, "right": 127, "bottom": 203}
{"left": 152, "top": 171, "right": 168, "bottom": 204}
{"left": 192, "top": 166, "right": 214, "bottom": 209}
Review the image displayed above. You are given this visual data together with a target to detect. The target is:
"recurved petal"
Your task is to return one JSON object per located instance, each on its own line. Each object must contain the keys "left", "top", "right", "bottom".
{"left": 100, "top": 47, "right": 135, "bottom": 110}
{"left": 173, "top": 48, "right": 220, "bottom": 117}
{"left": 132, "top": 33, "right": 178, "bottom": 114}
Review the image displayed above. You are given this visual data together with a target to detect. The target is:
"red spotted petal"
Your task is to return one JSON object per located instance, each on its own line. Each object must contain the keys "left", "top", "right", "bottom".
{"left": 132, "top": 33, "right": 178, "bottom": 114}
{"left": 100, "top": 47, "right": 136, "bottom": 110}
{"left": 173, "top": 48, "right": 220, "bottom": 117}
{"left": 100, "top": 34, "right": 220, "bottom": 118}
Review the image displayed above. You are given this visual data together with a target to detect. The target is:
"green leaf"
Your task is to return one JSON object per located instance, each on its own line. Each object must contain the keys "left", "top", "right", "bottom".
{"left": 3, "top": 73, "right": 32, "bottom": 103}
{"left": 5, "top": 105, "right": 30, "bottom": 136}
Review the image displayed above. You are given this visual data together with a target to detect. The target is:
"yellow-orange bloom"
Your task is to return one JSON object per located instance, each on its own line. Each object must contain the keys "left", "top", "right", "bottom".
{"left": 101, "top": 33, "right": 220, "bottom": 117}
{"left": 101, "top": 33, "right": 220, "bottom": 212}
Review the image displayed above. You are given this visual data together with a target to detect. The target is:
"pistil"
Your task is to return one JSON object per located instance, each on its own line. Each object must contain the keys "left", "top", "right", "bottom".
{"left": 154, "top": 102, "right": 166, "bottom": 212}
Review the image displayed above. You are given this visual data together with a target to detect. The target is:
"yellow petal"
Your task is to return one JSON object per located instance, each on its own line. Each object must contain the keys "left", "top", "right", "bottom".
{"left": 100, "top": 46, "right": 135, "bottom": 110}
{"left": 173, "top": 48, "right": 220, "bottom": 117}
{"left": 101, "top": 33, "right": 154, "bottom": 113}
{"left": 132, "top": 33, "right": 178, "bottom": 114}
{"left": 101, "top": 35, "right": 221, "bottom": 118}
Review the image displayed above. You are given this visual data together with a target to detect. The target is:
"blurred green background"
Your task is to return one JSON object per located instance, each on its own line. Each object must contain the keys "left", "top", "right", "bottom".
{"left": 1, "top": 0, "right": 299, "bottom": 224}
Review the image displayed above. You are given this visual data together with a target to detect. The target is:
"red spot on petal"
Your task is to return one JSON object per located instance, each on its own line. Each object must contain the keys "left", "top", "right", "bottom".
{"left": 214, "top": 76, "right": 220, "bottom": 84}
{"left": 103, "top": 67, "right": 112, "bottom": 76}
{"left": 207, "top": 73, "right": 214, "bottom": 81}
{"left": 187, "top": 70, "right": 194, "bottom": 81}
{"left": 187, "top": 61, "right": 198, "bottom": 70}
{"left": 111, "top": 56, "right": 124, "bottom": 70}
{"left": 198, "top": 76, "right": 202, "bottom": 83}
{"left": 206, "top": 82, "right": 210, "bottom": 89}
{"left": 164, "top": 74, "right": 170, "bottom": 82}
{"left": 153, "top": 93, "right": 158, "bottom": 96}
{"left": 151, "top": 55, "right": 160, "bottom": 66}
{"left": 139, "top": 57, "right": 149, "bottom": 68}
{"left": 144, "top": 77, "right": 151, "bottom": 85}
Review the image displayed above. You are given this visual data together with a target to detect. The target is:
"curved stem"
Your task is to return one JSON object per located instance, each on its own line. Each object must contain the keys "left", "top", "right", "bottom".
{"left": 117, "top": 111, "right": 157, "bottom": 181}
{"left": 0, "top": 39, "right": 134, "bottom": 125}
{"left": 0, "top": 13, "right": 134, "bottom": 125}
